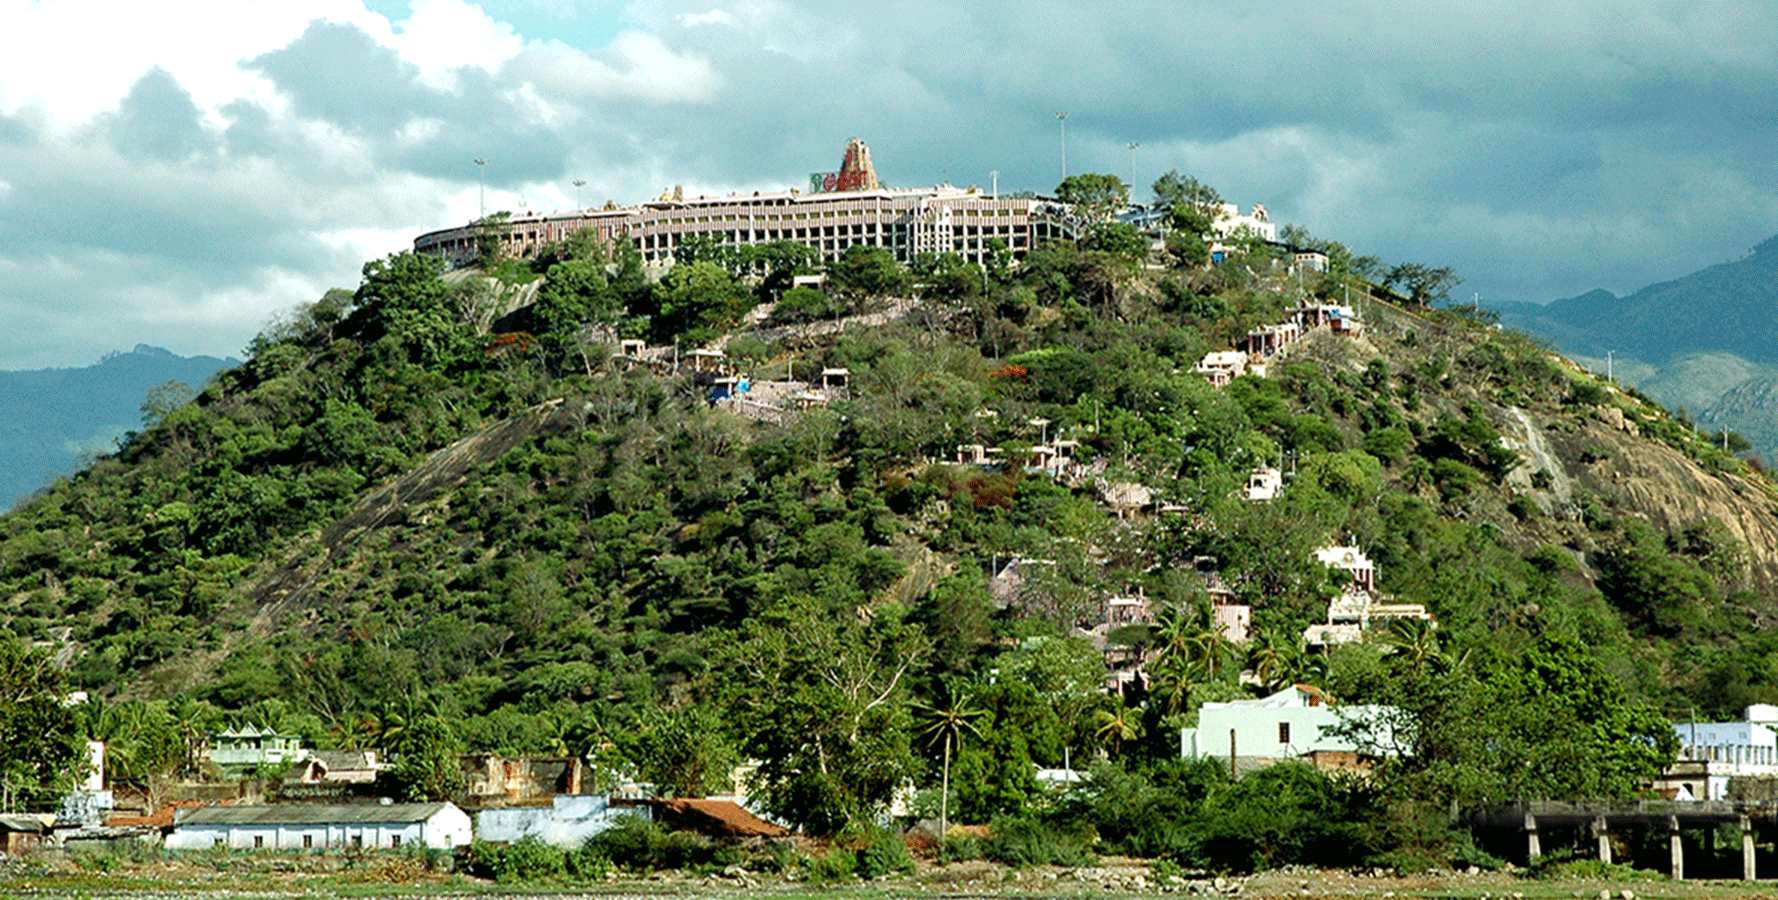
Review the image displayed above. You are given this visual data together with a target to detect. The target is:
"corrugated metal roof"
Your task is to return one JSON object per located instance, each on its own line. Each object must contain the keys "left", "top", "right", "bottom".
{"left": 177, "top": 803, "right": 450, "bottom": 827}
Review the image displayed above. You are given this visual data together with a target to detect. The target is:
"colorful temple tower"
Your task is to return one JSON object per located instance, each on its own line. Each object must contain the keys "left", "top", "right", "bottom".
{"left": 834, "top": 137, "right": 881, "bottom": 192}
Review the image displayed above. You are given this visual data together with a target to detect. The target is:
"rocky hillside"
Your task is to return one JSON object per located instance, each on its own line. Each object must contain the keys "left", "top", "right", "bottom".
{"left": 2, "top": 230, "right": 1773, "bottom": 834}
{"left": 1495, "top": 233, "right": 1778, "bottom": 460}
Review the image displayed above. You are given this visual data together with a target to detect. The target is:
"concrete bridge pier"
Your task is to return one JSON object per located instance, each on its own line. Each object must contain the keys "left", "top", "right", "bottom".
{"left": 1744, "top": 815, "right": 1757, "bottom": 881}
{"left": 1668, "top": 815, "right": 1683, "bottom": 880}
{"left": 1524, "top": 813, "right": 1540, "bottom": 862}
{"left": 1593, "top": 815, "right": 1611, "bottom": 865}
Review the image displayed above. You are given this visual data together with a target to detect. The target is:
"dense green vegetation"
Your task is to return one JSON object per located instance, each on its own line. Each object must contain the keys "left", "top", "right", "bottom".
{"left": 2, "top": 172, "right": 1773, "bottom": 871}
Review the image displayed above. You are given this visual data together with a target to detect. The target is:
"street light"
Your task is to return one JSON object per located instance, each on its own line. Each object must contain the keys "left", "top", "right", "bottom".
{"left": 1126, "top": 141, "right": 1140, "bottom": 202}
{"left": 1056, "top": 112, "right": 1069, "bottom": 183}
{"left": 572, "top": 178, "right": 587, "bottom": 210}
{"left": 473, "top": 157, "right": 488, "bottom": 221}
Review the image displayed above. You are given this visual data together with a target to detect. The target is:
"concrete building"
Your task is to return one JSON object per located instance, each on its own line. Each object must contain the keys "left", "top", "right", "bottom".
{"left": 1303, "top": 545, "right": 1433, "bottom": 646}
{"left": 1180, "top": 686, "right": 1398, "bottom": 770}
{"left": 415, "top": 139, "right": 1080, "bottom": 268}
{"left": 205, "top": 726, "right": 308, "bottom": 775}
{"left": 1195, "top": 350, "right": 1249, "bottom": 388}
{"left": 289, "top": 751, "right": 381, "bottom": 785}
{"left": 166, "top": 803, "right": 472, "bottom": 851}
{"left": 1657, "top": 707, "right": 1778, "bottom": 801}
{"left": 1244, "top": 467, "right": 1283, "bottom": 502}
{"left": 475, "top": 795, "right": 647, "bottom": 848}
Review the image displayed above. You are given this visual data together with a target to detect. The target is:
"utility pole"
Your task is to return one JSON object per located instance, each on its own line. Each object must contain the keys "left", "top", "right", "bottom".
{"left": 571, "top": 178, "right": 586, "bottom": 209}
{"left": 473, "top": 157, "right": 488, "bottom": 221}
{"left": 1606, "top": 350, "right": 1615, "bottom": 383}
{"left": 1056, "top": 112, "right": 1070, "bottom": 183}
{"left": 1127, "top": 141, "right": 1140, "bottom": 198}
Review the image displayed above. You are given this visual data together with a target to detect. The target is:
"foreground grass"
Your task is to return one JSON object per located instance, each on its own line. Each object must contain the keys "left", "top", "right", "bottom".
{"left": 10, "top": 854, "right": 1778, "bottom": 897}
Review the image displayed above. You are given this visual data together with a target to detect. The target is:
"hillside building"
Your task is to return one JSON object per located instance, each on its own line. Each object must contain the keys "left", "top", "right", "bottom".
{"left": 1302, "top": 545, "right": 1432, "bottom": 646}
{"left": 1196, "top": 350, "right": 1248, "bottom": 388}
{"left": 414, "top": 138, "right": 1080, "bottom": 268}
{"left": 205, "top": 726, "right": 309, "bottom": 775}
{"left": 1244, "top": 466, "right": 1283, "bottom": 501}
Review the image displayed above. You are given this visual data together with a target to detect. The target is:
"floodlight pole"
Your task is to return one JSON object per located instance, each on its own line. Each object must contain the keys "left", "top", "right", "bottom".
{"left": 1056, "top": 112, "right": 1070, "bottom": 182}
{"left": 572, "top": 178, "right": 587, "bottom": 209}
{"left": 474, "top": 157, "right": 488, "bottom": 221}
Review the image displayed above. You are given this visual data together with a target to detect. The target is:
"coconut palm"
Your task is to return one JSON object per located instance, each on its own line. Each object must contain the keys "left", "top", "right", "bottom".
{"left": 1094, "top": 700, "right": 1145, "bottom": 756}
{"left": 913, "top": 683, "right": 985, "bottom": 844}
{"left": 1246, "top": 630, "right": 1299, "bottom": 693}
{"left": 1383, "top": 617, "right": 1442, "bottom": 672}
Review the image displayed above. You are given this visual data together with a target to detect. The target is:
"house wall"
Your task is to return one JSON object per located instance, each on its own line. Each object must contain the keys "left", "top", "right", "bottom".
{"left": 166, "top": 809, "right": 470, "bottom": 851}
{"left": 476, "top": 796, "right": 649, "bottom": 847}
{"left": 1182, "top": 704, "right": 1392, "bottom": 762}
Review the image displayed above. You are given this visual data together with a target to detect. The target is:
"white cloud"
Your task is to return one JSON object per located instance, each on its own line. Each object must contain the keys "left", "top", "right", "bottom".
{"left": 676, "top": 9, "right": 736, "bottom": 27}
{"left": 390, "top": 0, "right": 524, "bottom": 89}
{"left": 510, "top": 31, "right": 720, "bottom": 105}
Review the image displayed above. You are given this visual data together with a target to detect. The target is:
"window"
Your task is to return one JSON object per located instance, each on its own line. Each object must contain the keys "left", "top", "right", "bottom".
{"left": 253, "top": 835, "right": 264, "bottom": 848}
{"left": 302, "top": 835, "right": 313, "bottom": 850}
{"left": 390, "top": 835, "right": 402, "bottom": 848}
{"left": 213, "top": 837, "right": 224, "bottom": 848}
{"left": 1278, "top": 722, "right": 1292, "bottom": 745}
{"left": 351, "top": 835, "right": 363, "bottom": 849}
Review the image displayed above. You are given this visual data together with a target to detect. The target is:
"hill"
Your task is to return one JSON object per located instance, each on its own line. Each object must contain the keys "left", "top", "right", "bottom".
{"left": 1494, "top": 234, "right": 1778, "bottom": 458}
{"left": 0, "top": 345, "right": 237, "bottom": 509}
{"left": 2, "top": 226, "right": 1773, "bottom": 863}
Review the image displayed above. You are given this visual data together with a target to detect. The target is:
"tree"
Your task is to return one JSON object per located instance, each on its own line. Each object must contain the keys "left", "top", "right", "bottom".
{"left": 913, "top": 682, "right": 984, "bottom": 842}
{"left": 533, "top": 259, "right": 620, "bottom": 373}
{"left": 1383, "top": 262, "right": 1460, "bottom": 307}
{"left": 654, "top": 260, "right": 753, "bottom": 343}
{"left": 355, "top": 252, "right": 480, "bottom": 370}
{"left": 0, "top": 636, "right": 84, "bottom": 811}
{"left": 828, "top": 245, "right": 910, "bottom": 303}
{"left": 628, "top": 704, "right": 738, "bottom": 797}
{"left": 1151, "top": 170, "right": 1222, "bottom": 216}
{"left": 1094, "top": 700, "right": 1145, "bottom": 756}
{"left": 718, "top": 596, "right": 928, "bottom": 833}
{"left": 385, "top": 713, "right": 465, "bottom": 801}
{"left": 1056, "top": 173, "right": 1130, "bottom": 223}
{"left": 140, "top": 380, "right": 196, "bottom": 429}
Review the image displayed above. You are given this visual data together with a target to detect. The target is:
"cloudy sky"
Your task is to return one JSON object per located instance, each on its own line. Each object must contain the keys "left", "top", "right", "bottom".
{"left": 2, "top": 0, "right": 1776, "bottom": 369}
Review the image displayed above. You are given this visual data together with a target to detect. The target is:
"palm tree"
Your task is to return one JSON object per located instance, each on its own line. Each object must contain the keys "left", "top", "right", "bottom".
{"left": 913, "top": 683, "right": 984, "bottom": 844}
{"left": 1383, "top": 618, "right": 1442, "bottom": 672}
{"left": 1182, "top": 619, "right": 1233, "bottom": 680}
{"left": 1246, "top": 630, "right": 1298, "bottom": 693}
{"left": 1147, "top": 653, "right": 1195, "bottom": 715}
{"left": 1094, "top": 700, "right": 1145, "bottom": 757}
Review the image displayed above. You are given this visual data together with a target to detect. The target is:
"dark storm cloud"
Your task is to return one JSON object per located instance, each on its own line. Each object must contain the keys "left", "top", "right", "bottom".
{"left": 8, "top": 0, "right": 1778, "bottom": 371}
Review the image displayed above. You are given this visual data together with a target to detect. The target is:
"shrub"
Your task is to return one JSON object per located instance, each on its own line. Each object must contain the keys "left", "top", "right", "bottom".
{"left": 937, "top": 834, "right": 984, "bottom": 863}
{"left": 983, "top": 814, "right": 1095, "bottom": 867}
{"left": 467, "top": 837, "right": 566, "bottom": 883}
{"left": 585, "top": 815, "right": 714, "bottom": 871}
{"left": 804, "top": 846, "right": 857, "bottom": 883}
{"left": 855, "top": 830, "right": 916, "bottom": 880}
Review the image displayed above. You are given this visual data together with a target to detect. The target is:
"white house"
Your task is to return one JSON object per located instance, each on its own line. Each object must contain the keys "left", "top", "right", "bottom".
{"left": 476, "top": 796, "right": 648, "bottom": 848}
{"left": 1244, "top": 467, "right": 1283, "bottom": 502}
{"left": 1179, "top": 686, "right": 1399, "bottom": 767}
{"left": 166, "top": 802, "right": 472, "bottom": 851}
{"left": 1661, "top": 706, "right": 1778, "bottom": 801}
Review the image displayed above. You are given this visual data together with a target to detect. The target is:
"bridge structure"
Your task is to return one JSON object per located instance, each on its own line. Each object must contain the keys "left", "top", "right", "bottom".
{"left": 1473, "top": 801, "right": 1778, "bottom": 881}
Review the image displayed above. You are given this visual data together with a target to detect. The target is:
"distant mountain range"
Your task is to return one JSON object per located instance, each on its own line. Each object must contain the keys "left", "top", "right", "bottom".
{"left": 0, "top": 345, "right": 237, "bottom": 509}
{"left": 1494, "top": 233, "right": 1778, "bottom": 458}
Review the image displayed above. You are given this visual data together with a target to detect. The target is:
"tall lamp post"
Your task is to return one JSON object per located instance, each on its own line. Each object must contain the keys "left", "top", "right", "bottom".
{"left": 571, "top": 178, "right": 586, "bottom": 210}
{"left": 1056, "top": 112, "right": 1070, "bottom": 183}
{"left": 474, "top": 157, "right": 488, "bottom": 221}
{"left": 1127, "top": 141, "right": 1140, "bottom": 201}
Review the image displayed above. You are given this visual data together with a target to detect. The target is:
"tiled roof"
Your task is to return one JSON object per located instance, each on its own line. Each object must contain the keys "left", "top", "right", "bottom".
{"left": 178, "top": 803, "right": 449, "bottom": 827}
